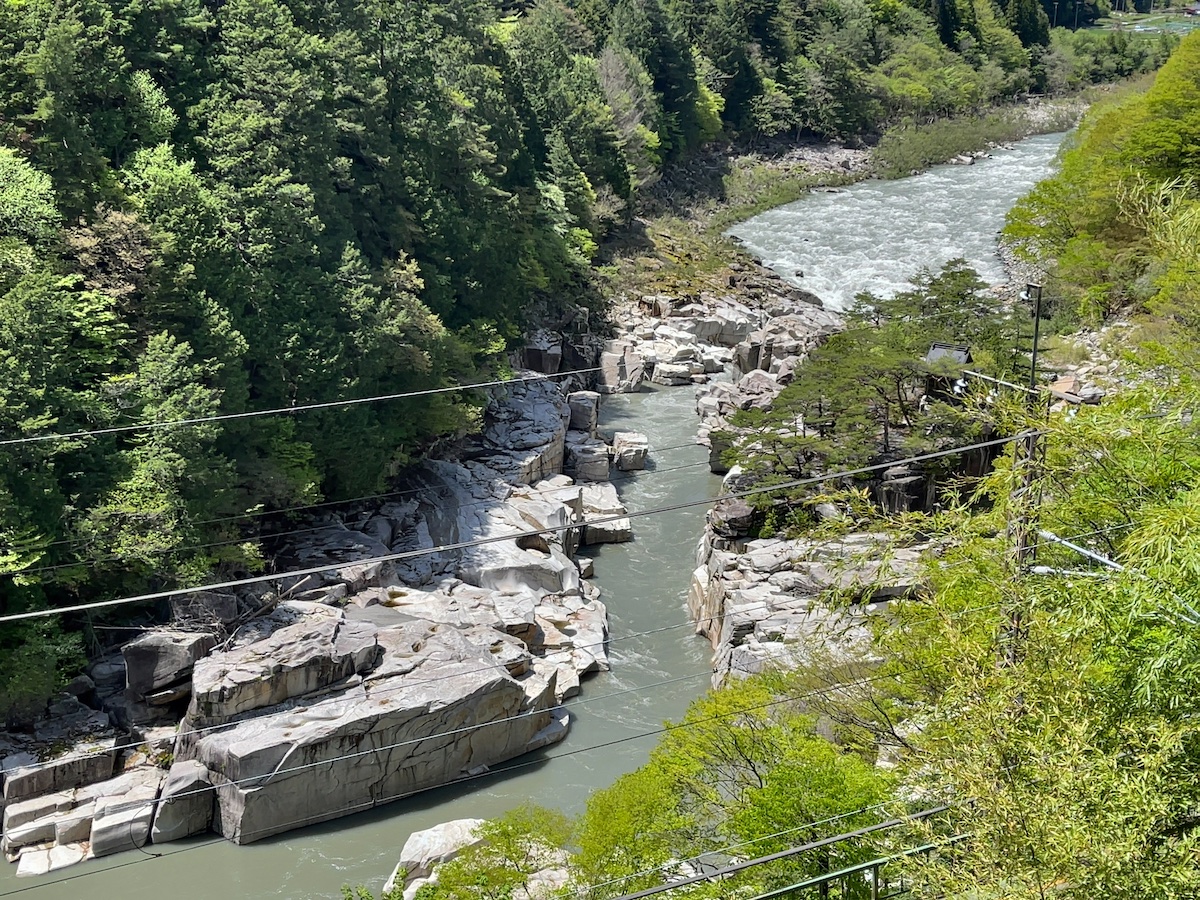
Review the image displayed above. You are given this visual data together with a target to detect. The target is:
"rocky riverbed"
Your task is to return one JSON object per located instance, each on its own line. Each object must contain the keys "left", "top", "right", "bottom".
{"left": 1, "top": 374, "right": 662, "bottom": 874}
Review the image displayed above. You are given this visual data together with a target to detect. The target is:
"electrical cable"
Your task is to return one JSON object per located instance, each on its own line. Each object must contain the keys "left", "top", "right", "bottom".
{"left": 0, "top": 600, "right": 757, "bottom": 782}
{"left": 0, "top": 367, "right": 602, "bottom": 448}
{"left": 0, "top": 665, "right": 939, "bottom": 896}
{"left": 0, "top": 432, "right": 1044, "bottom": 625}
{"left": 572, "top": 801, "right": 898, "bottom": 898}
{"left": 8, "top": 594, "right": 1005, "bottom": 827}
{"left": 0, "top": 528, "right": 1067, "bottom": 783}
{"left": 17, "top": 439, "right": 709, "bottom": 554}
{"left": 19, "top": 458, "right": 714, "bottom": 578}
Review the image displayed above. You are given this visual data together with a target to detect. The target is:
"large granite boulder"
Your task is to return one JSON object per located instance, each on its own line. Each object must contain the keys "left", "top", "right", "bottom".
{"left": 521, "top": 330, "right": 562, "bottom": 374}
{"left": 150, "top": 760, "right": 214, "bottom": 843}
{"left": 567, "top": 391, "right": 600, "bottom": 435}
{"left": 89, "top": 767, "right": 165, "bottom": 858}
{"left": 564, "top": 434, "right": 610, "bottom": 483}
{"left": 650, "top": 361, "right": 692, "bottom": 386}
{"left": 188, "top": 617, "right": 382, "bottom": 724}
{"left": 123, "top": 630, "right": 215, "bottom": 696}
{"left": 612, "top": 432, "right": 649, "bottom": 471}
{"left": 579, "top": 484, "right": 632, "bottom": 545}
{"left": 382, "top": 818, "right": 487, "bottom": 893}
{"left": 181, "top": 625, "right": 564, "bottom": 844}
{"left": 597, "top": 340, "right": 645, "bottom": 394}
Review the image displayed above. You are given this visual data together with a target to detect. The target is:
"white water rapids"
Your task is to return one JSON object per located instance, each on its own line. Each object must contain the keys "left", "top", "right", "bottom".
{"left": 729, "top": 133, "right": 1066, "bottom": 310}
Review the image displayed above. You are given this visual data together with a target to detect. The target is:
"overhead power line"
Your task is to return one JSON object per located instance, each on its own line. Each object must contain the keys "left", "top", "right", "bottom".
{"left": 0, "top": 665, "right": 939, "bottom": 890}
{"left": 19, "top": 438, "right": 707, "bottom": 555}
{"left": 0, "top": 432, "right": 1042, "bottom": 624}
{"left": 0, "top": 367, "right": 601, "bottom": 448}
{"left": 21, "top": 458, "right": 713, "bottom": 578}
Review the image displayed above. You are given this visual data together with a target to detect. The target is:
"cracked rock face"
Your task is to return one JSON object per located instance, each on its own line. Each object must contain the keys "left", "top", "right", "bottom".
{"left": 179, "top": 619, "right": 564, "bottom": 844}
{"left": 691, "top": 532, "right": 927, "bottom": 686}
{"left": 2, "top": 373, "right": 615, "bottom": 869}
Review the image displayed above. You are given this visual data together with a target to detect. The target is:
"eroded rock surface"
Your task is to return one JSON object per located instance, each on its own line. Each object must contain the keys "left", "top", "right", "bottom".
{"left": 691, "top": 530, "right": 928, "bottom": 685}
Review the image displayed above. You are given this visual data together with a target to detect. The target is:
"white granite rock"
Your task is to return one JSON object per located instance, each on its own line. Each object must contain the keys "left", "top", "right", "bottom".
{"left": 597, "top": 340, "right": 645, "bottom": 394}
{"left": 89, "top": 767, "right": 165, "bottom": 858}
{"left": 181, "top": 626, "right": 564, "bottom": 844}
{"left": 383, "top": 818, "right": 487, "bottom": 893}
{"left": 564, "top": 434, "right": 610, "bottom": 483}
{"left": 567, "top": 390, "right": 600, "bottom": 435}
{"left": 188, "top": 616, "right": 382, "bottom": 724}
{"left": 612, "top": 432, "right": 649, "bottom": 471}
{"left": 579, "top": 484, "right": 632, "bottom": 545}
{"left": 150, "top": 760, "right": 214, "bottom": 843}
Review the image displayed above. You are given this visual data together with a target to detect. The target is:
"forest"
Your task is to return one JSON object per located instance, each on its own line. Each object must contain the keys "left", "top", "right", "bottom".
{"left": 340, "top": 34, "right": 1200, "bottom": 899}
{"left": 0, "top": 0, "right": 1178, "bottom": 721}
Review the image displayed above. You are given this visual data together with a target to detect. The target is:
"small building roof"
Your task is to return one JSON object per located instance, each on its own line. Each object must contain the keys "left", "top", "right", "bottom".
{"left": 925, "top": 342, "right": 972, "bottom": 365}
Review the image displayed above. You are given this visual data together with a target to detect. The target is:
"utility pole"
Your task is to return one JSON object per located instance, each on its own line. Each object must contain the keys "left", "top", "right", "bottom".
{"left": 1023, "top": 283, "right": 1044, "bottom": 392}
{"left": 1003, "top": 283, "right": 1046, "bottom": 666}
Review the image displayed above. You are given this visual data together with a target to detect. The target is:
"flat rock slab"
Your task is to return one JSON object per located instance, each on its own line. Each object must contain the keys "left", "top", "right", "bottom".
{"left": 188, "top": 616, "right": 381, "bottom": 723}
{"left": 90, "top": 767, "right": 164, "bottom": 858}
{"left": 183, "top": 627, "right": 562, "bottom": 844}
{"left": 2, "top": 737, "right": 118, "bottom": 804}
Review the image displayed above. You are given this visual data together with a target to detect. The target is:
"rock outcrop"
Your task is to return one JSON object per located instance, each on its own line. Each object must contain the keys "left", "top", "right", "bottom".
{"left": 691, "top": 529, "right": 927, "bottom": 685}
{"left": 179, "top": 616, "right": 563, "bottom": 844}
{"left": 1, "top": 371, "right": 621, "bottom": 871}
{"left": 383, "top": 818, "right": 487, "bottom": 897}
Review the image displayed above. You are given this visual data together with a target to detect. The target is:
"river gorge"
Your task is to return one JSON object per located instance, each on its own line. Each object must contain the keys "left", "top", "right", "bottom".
{"left": 0, "top": 131, "right": 1066, "bottom": 900}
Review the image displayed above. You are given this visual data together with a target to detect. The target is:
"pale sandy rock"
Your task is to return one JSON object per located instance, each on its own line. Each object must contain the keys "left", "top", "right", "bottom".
{"left": 597, "top": 340, "right": 645, "bottom": 394}
{"left": 696, "top": 533, "right": 924, "bottom": 684}
{"left": 612, "top": 432, "right": 649, "bottom": 471}
{"left": 54, "top": 804, "right": 93, "bottom": 844}
{"left": 150, "top": 760, "right": 214, "bottom": 843}
{"left": 383, "top": 818, "right": 487, "bottom": 893}
{"left": 650, "top": 362, "right": 691, "bottom": 385}
{"left": 579, "top": 483, "right": 632, "bottom": 545}
{"left": 14, "top": 847, "right": 51, "bottom": 877}
{"left": 567, "top": 390, "right": 600, "bottom": 434}
{"left": 183, "top": 628, "right": 562, "bottom": 844}
{"left": 188, "top": 616, "right": 382, "bottom": 724}
{"left": 89, "top": 767, "right": 164, "bottom": 858}
{"left": 564, "top": 434, "right": 610, "bottom": 482}
{"left": 2, "top": 736, "right": 117, "bottom": 804}
{"left": 47, "top": 843, "right": 87, "bottom": 872}
{"left": 525, "top": 707, "right": 570, "bottom": 752}
{"left": 478, "top": 378, "right": 570, "bottom": 485}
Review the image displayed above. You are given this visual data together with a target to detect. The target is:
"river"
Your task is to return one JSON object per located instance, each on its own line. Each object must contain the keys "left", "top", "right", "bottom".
{"left": 0, "top": 131, "right": 1065, "bottom": 900}
{"left": 729, "top": 132, "right": 1067, "bottom": 311}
